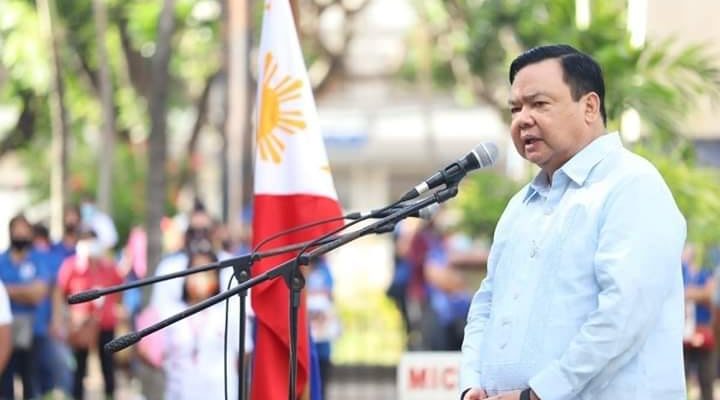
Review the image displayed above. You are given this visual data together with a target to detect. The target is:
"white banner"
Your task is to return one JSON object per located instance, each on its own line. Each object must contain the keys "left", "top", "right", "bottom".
{"left": 397, "top": 352, "right": 461, "bottom": 400}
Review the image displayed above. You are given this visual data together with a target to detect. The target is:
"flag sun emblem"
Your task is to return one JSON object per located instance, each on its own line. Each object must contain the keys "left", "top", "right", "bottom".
{"left": 257, "top": 52, "right": 307, "bottom": 164}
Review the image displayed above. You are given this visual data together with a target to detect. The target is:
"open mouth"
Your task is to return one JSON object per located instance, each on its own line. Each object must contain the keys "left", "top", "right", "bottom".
{"left": 523, "top": 137, "right": 541, "bottom": 146}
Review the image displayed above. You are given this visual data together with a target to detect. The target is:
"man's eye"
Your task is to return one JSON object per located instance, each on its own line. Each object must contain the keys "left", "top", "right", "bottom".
{"left": 510, "top": 106, "right": 521, "bottom": 114}
{"left": 533, "top": 101, "right": 547, "bottom": 108}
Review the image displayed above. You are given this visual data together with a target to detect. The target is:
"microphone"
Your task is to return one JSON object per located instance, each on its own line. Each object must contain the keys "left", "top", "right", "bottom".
{"left": 399, "top": 142, "right": 498, "bottom": 202}
{"left": 68, "top": 289, "right": 102, "bottom": 304}
{"left": 345, "top": 203, "right": 439, "bottom": 220}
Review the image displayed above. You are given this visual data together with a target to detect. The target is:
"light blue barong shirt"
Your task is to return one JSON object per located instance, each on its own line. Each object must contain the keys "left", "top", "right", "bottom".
{"left": 461, "top": 133, "right": 687, "bottom": 399}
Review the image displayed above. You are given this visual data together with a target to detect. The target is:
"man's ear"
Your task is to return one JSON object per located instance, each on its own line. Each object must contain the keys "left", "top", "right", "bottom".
{"left": 583, "top": 92, "right": 601, "bottom": 124}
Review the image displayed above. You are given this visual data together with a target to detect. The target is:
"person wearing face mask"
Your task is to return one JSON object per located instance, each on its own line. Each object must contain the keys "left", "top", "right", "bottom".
{"left": 0, "top": 214, "right": 51, "bottom": 400}
{"left": 53, "top": 226, "right": 124, "bottom": 400}
{"left": 137, "top": 251, "right": 252, "bottom": 400}
{"left": 149, "top": 207, "right": 239, "bottom": 309}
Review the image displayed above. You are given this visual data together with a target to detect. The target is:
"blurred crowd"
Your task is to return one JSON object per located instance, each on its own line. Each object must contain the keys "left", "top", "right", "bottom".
{"left": 386, "top": 208, "right": 487, "bottom": 352}
{"left": 0, "top": 197, "right": 279, "bottom": 400}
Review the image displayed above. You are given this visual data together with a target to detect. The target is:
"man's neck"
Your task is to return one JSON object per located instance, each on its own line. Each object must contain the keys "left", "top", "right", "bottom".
{"left": 62, "top": 236, "right": 77, "bottom": 247}
{"left": 10, "top": 250, "right": 27, "bottom": 264}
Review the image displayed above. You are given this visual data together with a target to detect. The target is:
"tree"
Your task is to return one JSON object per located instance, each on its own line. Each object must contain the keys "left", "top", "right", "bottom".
{"left": 145, "top": 0, "right": 176, "bottom": 277}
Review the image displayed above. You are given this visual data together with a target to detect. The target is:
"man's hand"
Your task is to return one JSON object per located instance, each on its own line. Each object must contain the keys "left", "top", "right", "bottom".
{"left": 486, "top": 390, "right": 522, "bottom": 400}
{"left": 463, "top": 388, "right": 488, "bottom": 400}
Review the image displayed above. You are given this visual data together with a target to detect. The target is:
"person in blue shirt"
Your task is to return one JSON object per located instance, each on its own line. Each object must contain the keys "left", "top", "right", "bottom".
{"left": 0, "top": 214, "right": 51, "bottom": 400}
{"left": 461, "top": 45, "right": 686, "bottom": 400}
{"left": 307, "top": 257, "right": 339, "bottom": 399}
{"left": 52, "top": 205, "right": 81, "bottom": 261}
{"left": 32, "top": 223, "right": 74, "bottom": 397}
{"left": 423, "top": 226, "right": 472, "bottom": 351}
{"left": 386, "top": 222, "right": 414, "bottom": 340}
{"left": 681, "top": 244, "right": 715, "bottom": 400}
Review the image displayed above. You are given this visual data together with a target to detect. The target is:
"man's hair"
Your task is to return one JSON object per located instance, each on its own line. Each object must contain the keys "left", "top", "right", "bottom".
{"left": 9, "top": 214, "right": 31, "bottom": 233}
{"left": 33, "top": 223, "right": 50, "bottom": 240}
{"left": 509, "top": 44, "right": 607, "bottom": 125}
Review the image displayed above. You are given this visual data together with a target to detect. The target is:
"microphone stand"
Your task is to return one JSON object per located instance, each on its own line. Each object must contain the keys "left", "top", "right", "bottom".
{"left": 67, "top": 234, "right": 339, "bottom": 400}
{"left": 284, "top": 186, "right": 458, "bottom": 399}
{"left": 76, "top": 185, "right": 457, "bottom": 400}
{"left": 66, "top": 235, "right": 344, "bottom": 305}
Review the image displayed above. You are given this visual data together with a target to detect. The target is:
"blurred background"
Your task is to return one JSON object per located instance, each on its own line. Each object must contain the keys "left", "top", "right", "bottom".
{"left": 0, "top": 0, "right": 719, "bottom": 399}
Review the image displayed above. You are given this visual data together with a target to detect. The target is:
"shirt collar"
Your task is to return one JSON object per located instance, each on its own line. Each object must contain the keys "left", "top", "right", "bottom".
{"left": 523, "top": 132, "right": 622, "bottom": 202}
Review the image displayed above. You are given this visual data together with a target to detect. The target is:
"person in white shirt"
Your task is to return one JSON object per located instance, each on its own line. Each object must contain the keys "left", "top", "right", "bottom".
{"left": 138, "top": 251, "right": 252, "bottom": 400}
{"left": 0, "top": 281, "right": 11, "bottom": 374}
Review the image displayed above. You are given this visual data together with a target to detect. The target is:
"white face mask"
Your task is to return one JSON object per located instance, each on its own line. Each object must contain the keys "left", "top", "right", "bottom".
{"left": 77, "top": 239, "right": 103, "bottom": 259}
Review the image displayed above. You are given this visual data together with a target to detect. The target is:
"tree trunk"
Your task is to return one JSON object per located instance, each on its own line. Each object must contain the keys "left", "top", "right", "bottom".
{"left": 37, "top": 0, "right": 69, "bottom": 240}
{"left": 141, "top": 1, "right": 175, "bottom": 397}
{"left": 224, "top": 0, "right": 251, "bottom": 233}
{"left": 93, "top": 0, "right": 116, "bottom": 214}
{"left": 145, "top": 0, "right": 175, "bottom": 283}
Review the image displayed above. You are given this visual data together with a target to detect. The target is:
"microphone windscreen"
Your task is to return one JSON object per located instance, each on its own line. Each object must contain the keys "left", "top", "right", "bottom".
{"left": 67, "top": 289, "right": 101, "bottom": 304}
{"left": 474, "top": 142, "right": 498, "bottom": 168}
{"left": 104, "top": 332, "right": 141, "bottom": 353}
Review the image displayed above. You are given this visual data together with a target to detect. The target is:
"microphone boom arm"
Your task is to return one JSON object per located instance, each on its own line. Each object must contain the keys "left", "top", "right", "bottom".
{"left": 104, "top": 185, "right": 459, "bottom": 354}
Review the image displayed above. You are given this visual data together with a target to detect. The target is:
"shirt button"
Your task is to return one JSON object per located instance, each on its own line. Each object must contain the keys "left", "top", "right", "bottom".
{"left": 499, "top": 342, "right": 507, "bottom": 349}
{"left": 513, "top": 292, "right": 520, "bottom": 300}
{"left": 530, "top": 247, "right": 537, "bottom": 258}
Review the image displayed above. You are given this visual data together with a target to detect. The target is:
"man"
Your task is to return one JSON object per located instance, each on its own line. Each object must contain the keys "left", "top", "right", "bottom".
{"left": 0, "top": 214, "right": 51, "bottom": 399}
{"left": 681, "top": 244, "right": 715, "bottom": 400}
{"left": 53, "top": 205, "right": 81, "bottom": 260}
{"left": 32, "top": 223, "right": 72, "bottom": 397}
{"left": 460, "top": 45, "right": 686, "bottom": 400}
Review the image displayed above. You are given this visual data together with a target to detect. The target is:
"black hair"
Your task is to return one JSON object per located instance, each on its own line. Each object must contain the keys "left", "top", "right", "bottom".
{"left": 181, "top": 251, "right": 220, "bottom": 303}
{"left": 509, "top": 44, "right": 607, "bottom": 125}
{"left": 33, "top": 223, "right": 50, "bottom": 240}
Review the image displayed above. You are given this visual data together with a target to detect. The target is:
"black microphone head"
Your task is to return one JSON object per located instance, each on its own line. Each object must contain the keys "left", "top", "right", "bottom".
{"left": 67, "top": 289, "right": 101, "bottom": 304}
{"left": 464, "top": 142, "right": 498, "bottom": 170}
{"left": 105, "top": 332, "right": 141, "bottom": 353}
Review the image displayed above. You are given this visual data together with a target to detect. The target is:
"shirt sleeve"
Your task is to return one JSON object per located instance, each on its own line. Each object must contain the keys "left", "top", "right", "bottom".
{"left": 0, "top": 281, "right": 12, "bottom": 325}
{"left": 529, "top": 172, "right": 687, "bottom": 400}
{"left": 93, "top": 212, "right": 118, "bottom": 251}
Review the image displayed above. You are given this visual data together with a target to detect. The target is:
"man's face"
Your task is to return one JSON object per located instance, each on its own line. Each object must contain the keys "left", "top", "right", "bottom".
{"left": 509, "top": 59, "right": 591, "bottom": 176}
{"left": 64, "top": 209, "right": 80, "bottom": 227}
{"left": 10, "top": 220, "right": 33, "bottom": 252}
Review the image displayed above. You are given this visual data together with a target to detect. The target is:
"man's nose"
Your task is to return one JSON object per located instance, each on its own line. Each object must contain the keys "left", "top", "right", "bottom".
{"left": 514, "top": 106, "right": 534, "bottom": 129}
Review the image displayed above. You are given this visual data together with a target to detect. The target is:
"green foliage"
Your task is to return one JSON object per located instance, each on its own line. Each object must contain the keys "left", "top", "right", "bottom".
{"left": 455, "top": 171, "right": 521, "bottom": 240}
{"left": 635, "top": 146, "right": 720, "bottom": 254}
{"left": 0, "top": 0, "right": 219, "bottom": 244}
{"left": 333, "top": 289, "right": 406, "bottom": 365}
